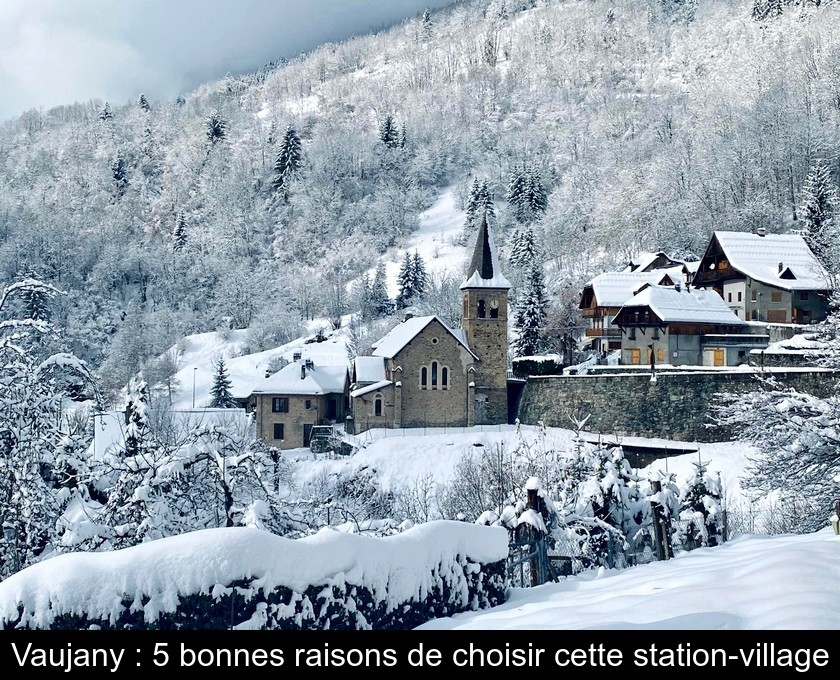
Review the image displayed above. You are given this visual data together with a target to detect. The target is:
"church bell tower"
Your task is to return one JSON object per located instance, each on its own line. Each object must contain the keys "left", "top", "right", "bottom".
{"left": 461, "top": 213, "right": 510, "bottom": 425}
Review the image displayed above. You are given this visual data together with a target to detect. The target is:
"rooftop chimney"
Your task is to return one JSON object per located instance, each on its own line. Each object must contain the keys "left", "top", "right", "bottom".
{"left": 756, "top": 227, "right": 766, "bottom": 237}
{"left": 674, "top": 282, "right": 682, "bottom": 292}
{"left": 778, "top": 262, "right": 783, "bottom": 273}
{"left": 293, "top": 351, "right": 302, "bottom": 361}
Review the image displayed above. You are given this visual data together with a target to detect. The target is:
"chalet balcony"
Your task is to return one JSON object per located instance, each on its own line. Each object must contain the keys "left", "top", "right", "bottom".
{"left": 585, "top": 327, "right": 621, "bottom": 338}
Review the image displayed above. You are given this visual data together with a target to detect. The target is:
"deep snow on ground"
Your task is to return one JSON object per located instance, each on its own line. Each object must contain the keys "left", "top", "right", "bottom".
{"left": 421, "top": 529, "right": 840, "bottom": 630}
{"left": 288, "top": 425, "right": 755, "bottom": 504}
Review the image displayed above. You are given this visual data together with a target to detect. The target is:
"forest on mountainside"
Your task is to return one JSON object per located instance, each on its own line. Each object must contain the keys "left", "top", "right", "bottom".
{"left": 0, "top": 0, "right": 838, "bottom": 394}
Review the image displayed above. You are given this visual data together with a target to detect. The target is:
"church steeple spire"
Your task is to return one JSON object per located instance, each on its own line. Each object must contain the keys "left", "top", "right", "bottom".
{"left": 460, "top": 213, "right": 511, "bottom": 290}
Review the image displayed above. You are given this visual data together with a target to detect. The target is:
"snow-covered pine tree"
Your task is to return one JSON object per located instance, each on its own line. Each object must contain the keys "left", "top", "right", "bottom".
{"left": 507, "top": 165, "right": 528, "bottom": 222}
{"left": 752, "top": 0, "right": 770, "bottom": 20}
{"left": 513, "top": 264, "right": 548, "bottom": 357}
{"left": 421, "top": 8, "right": 433, "bottom": 41}
{"left": 767, "top": 0, "right": 784, "bottom": 18}
{"left": 525, "top": 167, "right": 548, "bottom": 216}
{"left": 678, "top": 459, "right": 723, "bottom": 549}
{"left": 16, "top": 271, "right": 53, "bottom": 323}
{"left": 173, "top": 213, "right": 187, "bottom": 252}
{"left": 273, "top": 125, "right": 302, "bottom": 197}
{"left": 112, "top": 157, "right": 128, "bottom": 198}
{"left": 480, "top": 179, "right": 496, "bottom": 222}
{"left": 379, "top": 114, "right": 400, "bottom": 148}
{"left": 99, "top": 102, "right": 114, "bottom": 122}
{"left": 137, "top": 93, "right": 151, "bottom": 112}
{"left": 370, "top": 261, "right": 391, "bottom": 316}
{"left": 210, "top": 356, "right": 238, "bottom": 408}
{"left": 799, "top": 159, "right": 839, "bottom": 278}
{"left": 509, "top": 226, "right": 539, "bottom": 269}
{"left": 205, "top": 110, "right": 228, "bottom": 146}
{"left": 412, "top": 251, "right": 427, "bottom": 299}
{"left": 396, "top": 251, "right": 415, "bottom": 308}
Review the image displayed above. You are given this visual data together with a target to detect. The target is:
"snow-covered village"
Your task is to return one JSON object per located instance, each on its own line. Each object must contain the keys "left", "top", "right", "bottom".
{"left": 0, "top": 0, "right": 839, "bottom": 641}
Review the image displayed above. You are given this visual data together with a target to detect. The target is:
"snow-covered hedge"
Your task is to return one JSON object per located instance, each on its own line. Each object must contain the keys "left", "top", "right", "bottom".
{"left": 0, "top": 522, "right": 508, "bottom": 630}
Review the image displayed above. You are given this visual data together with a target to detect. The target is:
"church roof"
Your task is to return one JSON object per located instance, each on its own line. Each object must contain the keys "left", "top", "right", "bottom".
{"left": 371, "top": 315, "right": 478, "bottom": 360}
{"left": 460, "top": 214, "right": 511, "bottom": 290}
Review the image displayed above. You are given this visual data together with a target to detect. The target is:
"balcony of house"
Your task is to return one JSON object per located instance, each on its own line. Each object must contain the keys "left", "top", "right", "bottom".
{"left": 585, "top": 327, "right": 622, "bottom": 338}
{"left": 701, "top": 333, "right": 769, "bottom": 347}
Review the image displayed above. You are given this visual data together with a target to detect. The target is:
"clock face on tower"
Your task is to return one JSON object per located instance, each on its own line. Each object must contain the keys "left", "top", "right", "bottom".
{"left": 490, "top": 299, "right": 499, "bottom": 310}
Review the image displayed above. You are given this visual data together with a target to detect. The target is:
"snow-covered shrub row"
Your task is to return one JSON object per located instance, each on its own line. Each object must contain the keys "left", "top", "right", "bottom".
{"left": 0, "top": 522, "right": 507, "bottom": 631}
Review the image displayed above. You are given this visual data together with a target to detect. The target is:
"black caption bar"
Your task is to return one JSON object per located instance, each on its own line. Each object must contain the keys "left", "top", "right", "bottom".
{"left": 3, "top": 631, "right": 834, "bottom": 677}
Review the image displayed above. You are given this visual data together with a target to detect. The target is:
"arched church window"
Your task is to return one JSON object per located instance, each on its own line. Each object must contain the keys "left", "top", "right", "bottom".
{"left": 431, "top": 361, "right": 438, "bottom": 387}
{"left": 374, "top": 395, "right": 383, "bottom": 417}
{"left": 442, "top": 367, "right": 449, "bottom": 389}
{"left": 421, "top": 366, "right": 428, "bottom": 388}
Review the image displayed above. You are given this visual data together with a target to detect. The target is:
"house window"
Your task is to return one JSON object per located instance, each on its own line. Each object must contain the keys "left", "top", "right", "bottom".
{"left": 629, "top": 327, "right": 636, "bottom": 340}
{"left": 420, "top": 366, "right": 428, "bottom": 389}
{"left": 374, "top": 395, "right": 383, "bottom": 417}
{"left": 727, "top": 292, "right": 732, "bottom": 302}
{"left": 478, "top": 299, "right": 486, "bottom": 318}
{"left": 771, "top": 291, "right": 782, "bottom": 302}
{"left": 305, "top": 399, "right": 312, "bottom": 410}
{"left": 431, "top": 361, "right": 438, "bottom": 388}
{"left": 652, "top": 326, "right": 660, "bottom": 340}
{"left": 442, "top": 367, "right": 449, "bottom": 389}
{"left": 751, "top": 309, "right": 758, "bottom": 321}
{"left": 799, "top": 291, "right": 809, "bottom": 301}
{"left": 738, "top": 291, "right": 742, "bottom": 302}
{"left": 272, "top": 397, "right": 289, "bottom": 413}
{"left": 751, "top": 290, "right": 757, "bottom": 302}
{"left": 273, "top": 423, "right": 285, "bottom": 440}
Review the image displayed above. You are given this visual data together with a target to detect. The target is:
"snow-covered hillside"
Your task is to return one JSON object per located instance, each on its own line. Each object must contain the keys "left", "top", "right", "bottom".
{"left": 164, "top": 326, "right": 349, "bottom": 410}
{"left": 421, "top": 529, "right": 840, "bottom": 630}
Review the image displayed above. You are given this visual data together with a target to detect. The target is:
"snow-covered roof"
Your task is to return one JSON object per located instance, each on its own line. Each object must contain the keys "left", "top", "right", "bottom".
{"left": 252, "top": 360, "right": 347, "bottom": 395}
{"left": 709, "top": 231, "right": 831, "bottom": 291}
{"left": 586, "top": 268, "right": 682, "bottom": 307}
{"left": 616, "top": 285, "right": 745, "bottom": 325}
{"left": 624, "top": 251, "right": 667, "bottom": 272}
{"left": 372, "top": 315, "right": 477, "bottom": 359}
{"left": 350, "top": 379, "right": 392, "bottom": 398}
{"left": 460, "top": 214, "right": 511, "bottom": 290}
{"left": 354, "top": 356, "right": 386, "bottom": 384}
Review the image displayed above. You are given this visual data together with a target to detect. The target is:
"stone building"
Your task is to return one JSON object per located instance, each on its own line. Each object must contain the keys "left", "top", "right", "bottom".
{"left": 612, "top": 283, "right": 766, "bottom": 367}
{"left": 349, "top": 215, "right": 511, "bottom": 431}
{"left": 693, "top": 230, "right": 831, "bottom": 324}
{"left": 251, "top": 358, "right": 348, "bottom": 449}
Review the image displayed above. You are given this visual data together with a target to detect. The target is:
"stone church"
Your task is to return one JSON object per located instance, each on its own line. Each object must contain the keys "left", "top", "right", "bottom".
{"left": 349, "top": 216, "right": 511, "bottom": 432}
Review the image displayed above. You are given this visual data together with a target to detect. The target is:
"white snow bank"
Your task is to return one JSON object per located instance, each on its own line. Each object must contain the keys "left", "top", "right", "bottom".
{"left": 0, "top": 521, "right": 508, "bottom": 629}
{"left": 422, "top": 529, "right": 840, "bottom": 630}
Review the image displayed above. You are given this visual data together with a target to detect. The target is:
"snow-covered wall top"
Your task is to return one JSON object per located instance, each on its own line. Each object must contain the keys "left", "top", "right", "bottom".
{"left": 0, "top": 522, "right": 508, "bottom": 630}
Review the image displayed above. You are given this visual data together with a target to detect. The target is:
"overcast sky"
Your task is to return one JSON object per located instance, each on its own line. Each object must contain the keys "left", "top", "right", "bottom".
{"left": 0, "top": 0, "right": 458, "bottom": 121}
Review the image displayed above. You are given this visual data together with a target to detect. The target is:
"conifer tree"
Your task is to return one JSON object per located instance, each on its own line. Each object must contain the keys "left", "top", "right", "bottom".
{"left": 513, "top": 264, "right": 548, "bottom": 356}
{"left": 210, "top": 356, "right": 238, "bottom": 408}
{"left": 112, "top": 157, "right": 128, "bottom": 197}
{"left": 399, "top": 123, "right": 408, "bottom": 149}
{"left": 799, "top": 159, "right": 839, "bottom": 277}
{"left": 137, "top": 94, "right": 151, "bottom": 112}
{"left": 525, "top": 167, "right": 548, "bottom": 215}
{"left": 16, "top": 271, "right": 53, "bottom": 322}
{"left": 752, "top": 0, "right": 770, "bottom": 20}
{"left": 379, "top": 114, "right": 400, "bottom": 148}
{"left": 99, "top": 102, "right": 114, "bottom": 122}
{"left": 273, "top": 125, "right": 302, "bottom": 197}
{"left": 412, "top": 251, "right": 427, "bottom": 299}
{"left": 509, "top": 226, "right": 539, "bottom": 269}
{"left": 507, "top": 165, "right": 528, "bottom": 222}
{"left": 173, "top": 213, "right": 187, "bottom": 252}
{"left": 421, "top": 8, "right": 433, "bottom": 41}
{"left": 396, "top": 251, "right": 415, "bottom": 308}
{"left": 370, "top": 261, "right": 391, "bottom": 316}
{"left": 205, "top": 110, "right": 228, "bottom": 145}
{"left": 480, "top": 179, "right": 496, "bottom": 221}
